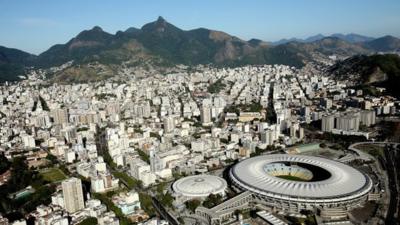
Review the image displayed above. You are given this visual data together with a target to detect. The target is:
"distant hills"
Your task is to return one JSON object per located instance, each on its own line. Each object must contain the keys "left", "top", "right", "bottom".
{"left": 363, "top": 35, "right": 400, "bottom": 52}
{"left": 273, "top": 33, "right": 375, "bottom": 45}
{"left": 0, "top": 16, "right": 400, "bottom": 82}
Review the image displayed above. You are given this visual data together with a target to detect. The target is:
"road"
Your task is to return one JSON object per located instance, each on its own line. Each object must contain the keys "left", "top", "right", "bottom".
{"left": 348, "top": 141, "right": 399, "bottom": 225}
{"left": 347, "top": 141, "right": 399, "bottom": 161}
{"left": 152, "top": 196, "right": 180, "bottom": 225}
{"left": 383, "top": 144, "right": 399, "bottom": 225}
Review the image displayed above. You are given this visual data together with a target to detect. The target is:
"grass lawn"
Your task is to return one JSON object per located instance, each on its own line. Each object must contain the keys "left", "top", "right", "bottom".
{"left": 356, "top": 144, "right": 384, "bottom": 158}
{"left": 276, "top": 175, "right": 308, "bottom": 181}
{"left": 40, "top": 168, "right": 67, "bottom": 182}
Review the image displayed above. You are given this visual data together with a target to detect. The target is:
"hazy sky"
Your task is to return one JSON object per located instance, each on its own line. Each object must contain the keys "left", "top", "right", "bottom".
{"left": 1, "top": 0, "right": 399, "bottom": 54}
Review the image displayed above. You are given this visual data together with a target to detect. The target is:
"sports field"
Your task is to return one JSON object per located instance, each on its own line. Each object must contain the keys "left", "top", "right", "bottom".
{"left": 40, "top": 168, "right": 67, "bottom": 182}
{"left": 276, "top": 175, "right": 308, "bottom": 181}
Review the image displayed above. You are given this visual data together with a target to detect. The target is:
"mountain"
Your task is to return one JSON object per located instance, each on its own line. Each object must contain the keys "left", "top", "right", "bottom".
{"left": 273, "top": 38, "right": 304, "bottom": 45}
{"left": 247, "top": 39, "right": 269, "bottom": 47}
{"left": 304, "top": 34, "right": 325, "bottom": 43}
{"left": 42, "top": 17, "right": 376, "bottom": 72}
{"left": 35, "top": 16, "right": 280, "bottom": 70}
{"left": 273, "top": 33, "right": 374, "bottom": 45}
{"left": 0, "top": 46, "right": 36, "bottom": 82}
{"left": 274, "top": 37, "right": 370, "bottom": 60}
{"left": 1, "top": 17, "right": 400, "bottom": 83}
{"left": 330, "top": 54, "right": 400, "bottom": 97}
{"left": 331, "top": 33, "right": 374, "bottom": 43}
{"left": 35, "top": 26, "right": 116, "bottom": 67}
{"left": 363, "top": 35, "right": 400, "bottom": 52}
{"left": 306, "top": 37, "right": 370, "bottom": 55}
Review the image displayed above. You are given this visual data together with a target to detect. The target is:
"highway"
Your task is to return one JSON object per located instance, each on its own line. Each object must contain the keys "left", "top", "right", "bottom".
{"left": 382, "top": 144, "right": 399, "bottom": 225}
{"left": 347, "top": 141, "right": 399, "bottom": 225}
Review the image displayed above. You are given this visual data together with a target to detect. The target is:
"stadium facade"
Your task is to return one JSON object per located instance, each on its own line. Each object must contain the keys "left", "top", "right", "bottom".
{"left": 195, "top": 154, "right": 373, "bottom": 225}
{"left": 229, "top": 154, "right": 373, "bottom": 211}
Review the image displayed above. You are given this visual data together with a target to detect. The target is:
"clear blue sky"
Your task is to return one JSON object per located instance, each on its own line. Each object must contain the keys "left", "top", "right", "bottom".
{"left": 0, "top": 0, "right": 399, "bottom": 54}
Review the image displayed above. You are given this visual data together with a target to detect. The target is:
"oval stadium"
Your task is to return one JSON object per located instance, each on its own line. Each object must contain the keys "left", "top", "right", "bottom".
{"left": 229, "top": 154, "right": 373, "bottom": 211}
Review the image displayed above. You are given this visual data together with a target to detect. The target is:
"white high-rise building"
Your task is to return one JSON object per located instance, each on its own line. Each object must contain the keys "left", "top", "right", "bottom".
{"left": 150, "top": 149, "right": 163, "bottom": 172}
{"left": 201, "top": 105, "right": 212, "bottom": 126}
{"left": 163, "top": 116, "right": 175, "bottom": 133}
{"left": 143, "top": 101, "right": 151, "bottom": 118}
{"left": 336, "top": 114, "right": 360, "bottom": 132}
{"left": 62, "top": 177, "right": 85, "bottom": 213}
{"left": 298, "top": 127, "right": 304, "bottom": 140}
{"left": 52, "top": 108, "right": 69, "bottom": 124}
{"left": 260, "top": 129, "right": 275, "bottom": 146}
{"left": 321, "top": 115, "right": 335, "bottom": 132}
{"left": 360, "top": 110, "right": 376, "bottom": 127}
{"left": 21, "top": 134, "right": 36, "bottom": 148}
{"left": 320, "top": 98, "right": 332, "bottom": 109}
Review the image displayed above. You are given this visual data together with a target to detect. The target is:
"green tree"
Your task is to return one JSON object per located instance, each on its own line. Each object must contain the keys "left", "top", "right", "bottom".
{"left": 139, "top": 193, "right": 156, "bottom": 216}
{"left": 159, "top": 192, "right": 174, "bottom": 208}
{"left": 137, "top": 149, "right": 150, "bottom": 164}
{"left": 185, "top": 199, "right": 201, "bottom": 213}
{"left": 0, "top": 153, "right": 10, "bottom": 174}
{"left": 203, "top": 194, "right": 223, "bottom": 208}
{"left": 77, "top": 217, "right": 98, "bottom": 225}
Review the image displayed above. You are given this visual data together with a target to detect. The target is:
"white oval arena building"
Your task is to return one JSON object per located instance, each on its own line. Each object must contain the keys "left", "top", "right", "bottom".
{"left": 173, "top": 175, "right": 227, "bottom": 201}
{"left": 229, "top": 154, "right": 373, "bottom": 211}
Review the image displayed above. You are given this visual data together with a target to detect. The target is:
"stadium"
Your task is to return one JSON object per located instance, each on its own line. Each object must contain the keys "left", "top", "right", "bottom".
{"left": 229, "top": 154, "right": 373, "bottom": 211}
{"left": 173, "top": 174, "right": 227, "bottom": 201}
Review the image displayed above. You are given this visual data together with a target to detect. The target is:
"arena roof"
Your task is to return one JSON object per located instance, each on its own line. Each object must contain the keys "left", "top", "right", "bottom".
{"left": 173, "top": 174, "right": 227, "bottom": 198}
{"left": 230, "top": 154, "right": 372, "bottom": 201}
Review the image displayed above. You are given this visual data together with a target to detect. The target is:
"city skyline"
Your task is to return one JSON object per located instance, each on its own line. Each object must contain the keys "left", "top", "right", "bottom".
{"left": 0, "top": 0, "right": 399, "bottom": 54}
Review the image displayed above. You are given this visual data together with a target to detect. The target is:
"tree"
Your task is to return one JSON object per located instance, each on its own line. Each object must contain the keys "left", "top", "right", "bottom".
{"left": 45, "top": 154, "right": 58, "bottom": 165}
{"left": 203, "top": 194, "right": 223, "bottom": 208}
{"left": 8, "top": 157, "right": 36, "bottom": 192}
{"left": 0, "top": 156, "right": 55, "bottom": 216}
{"left": 139, "top": 193, "right": 155, "bottom": 216}
{"left": 0, "top": 153, "right": 10, "bottom": 174}
{"left": 186, "top": 199, "right": 201, "bottom": 213}
{"left": 137, "top": 149, "right": 150, "bottom": 164}
{"left": 208, "top": 79, "right": 226, "bottom": 94}
{"left": 159, "top": 192, "right": 174, "bottom": 208}
{"left": 177, "top": 217, "right": 185, "bottom": 224}
{"left": 77, "top": 217, "right": 98, "bottom": 225}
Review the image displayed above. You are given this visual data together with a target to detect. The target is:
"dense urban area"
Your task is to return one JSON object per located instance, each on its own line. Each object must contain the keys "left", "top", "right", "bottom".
{"left": 0, "top": 3, "right": 400, "bottom": 224}
{"left": 0, "top": 58, "right": 399, "bottom": 225}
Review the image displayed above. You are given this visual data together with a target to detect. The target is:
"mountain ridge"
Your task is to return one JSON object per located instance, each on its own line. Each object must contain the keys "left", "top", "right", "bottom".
{"left": 0, "top": 46, "right": 36, "bottom": 82}
{"left": 1, "top": 17, "right": 400, "bottom": 82}
{"left": 273, "top": 33, "right": 376, "bottom": 45}
{"left": 330, "top": 54, "right": 400, "bottom": 97}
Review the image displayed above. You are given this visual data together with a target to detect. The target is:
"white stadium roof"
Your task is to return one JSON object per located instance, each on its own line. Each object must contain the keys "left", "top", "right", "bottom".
{"left": 230, "top": 154, "right": 372, "bottom": 202}
{"left": 173, "top": 174, "right": 227, "bottom": 198}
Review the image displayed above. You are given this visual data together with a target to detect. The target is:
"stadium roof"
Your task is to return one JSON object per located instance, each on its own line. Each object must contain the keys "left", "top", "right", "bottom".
{"left": 230, "top": 154, "right": 372, "bottom": 200}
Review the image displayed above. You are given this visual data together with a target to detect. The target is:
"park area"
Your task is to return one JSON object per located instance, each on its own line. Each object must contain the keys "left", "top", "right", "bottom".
{"left": 355, "top": 144, "right": 384, "bottom": 158}
{"left": 40, "top": 168, "right": 67, "bottom": 182}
